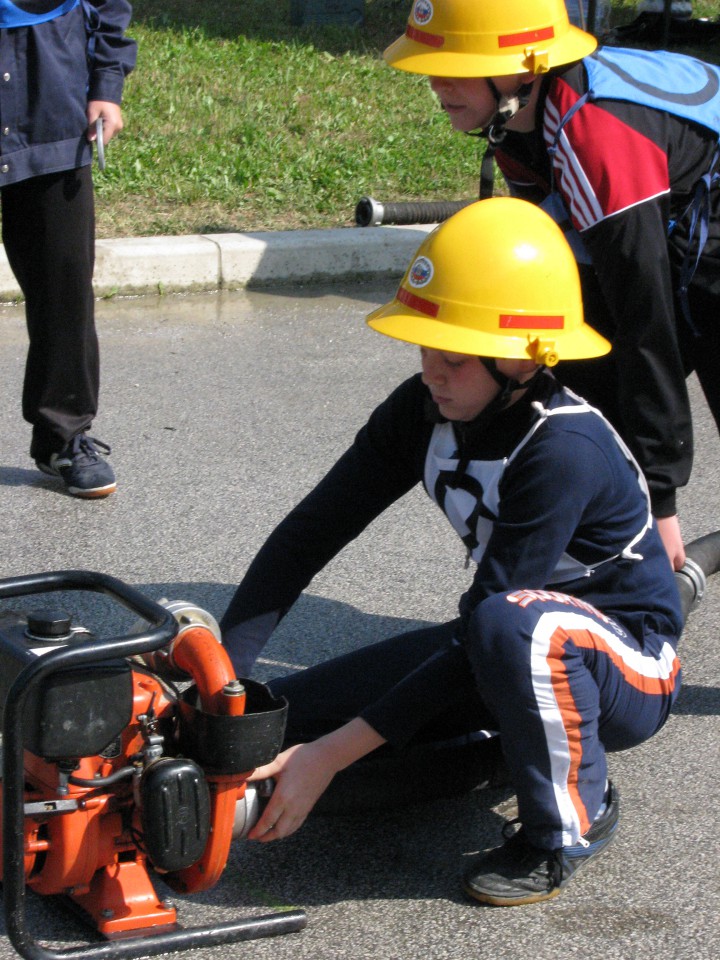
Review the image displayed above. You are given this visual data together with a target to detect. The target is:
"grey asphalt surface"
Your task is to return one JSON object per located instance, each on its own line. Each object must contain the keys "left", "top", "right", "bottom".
{"left": 0, "top": 283, "right": 718, "bottom": 960}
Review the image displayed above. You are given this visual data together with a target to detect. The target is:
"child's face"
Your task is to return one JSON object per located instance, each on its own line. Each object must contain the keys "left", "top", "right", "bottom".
{"left": 420, "top": 348, "right": 499, "bottom": 421}
{"left": 427, "top": 74, "right": 531, "bottom": 133}
{"left": 420, "top": 349, "right": 538, "bottom": 421}
{"left": 428, "top": 76, "right": 497, "bottom": 132}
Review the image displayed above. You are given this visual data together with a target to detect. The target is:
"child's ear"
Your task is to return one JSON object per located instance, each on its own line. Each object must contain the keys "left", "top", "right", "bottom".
{"left": 496, "top": 358, "right": 538, "bottom": 380}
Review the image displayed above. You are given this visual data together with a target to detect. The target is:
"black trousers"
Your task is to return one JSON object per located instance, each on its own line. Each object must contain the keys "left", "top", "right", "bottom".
{"left": 2, "top": 166, "right": 98, "bottom": 461}
{"left": 267, "top": 622, "right": 505, "bottom": 813}
{"left": 558, "top": 265, "right": 720, "bottom": 465}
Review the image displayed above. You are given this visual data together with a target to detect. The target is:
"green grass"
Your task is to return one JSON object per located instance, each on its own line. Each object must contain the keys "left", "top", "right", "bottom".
{"left": 94, "top": 0, "right": 720, "bottom": 238}
{"left": 99, "top": 0, "right": 481, "bottom": 236}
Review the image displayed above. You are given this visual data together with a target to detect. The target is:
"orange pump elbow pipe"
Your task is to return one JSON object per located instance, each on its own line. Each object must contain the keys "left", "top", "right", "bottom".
{"left": 170, "top": 626, "right": 246, "bottom": 716}
{"left": 165, "top": 626, "right": 248, "bottom": 893}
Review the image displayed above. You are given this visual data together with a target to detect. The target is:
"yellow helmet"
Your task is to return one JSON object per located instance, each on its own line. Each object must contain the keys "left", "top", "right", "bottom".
{"left": 366, "top": 198, "right": 610, "bottom": 366}
{"left": 384, "top": 0, "right": 597, "bottom": 78}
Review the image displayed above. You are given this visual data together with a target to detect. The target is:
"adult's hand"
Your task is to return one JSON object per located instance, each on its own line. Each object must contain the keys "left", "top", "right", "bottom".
{"left": 87, "top": 101, "right": 124, "bottom": 143}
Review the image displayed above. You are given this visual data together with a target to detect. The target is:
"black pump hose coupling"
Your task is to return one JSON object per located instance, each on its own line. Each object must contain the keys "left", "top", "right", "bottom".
{"left": 355, "top": 196, "right": 473, "bottom": 227}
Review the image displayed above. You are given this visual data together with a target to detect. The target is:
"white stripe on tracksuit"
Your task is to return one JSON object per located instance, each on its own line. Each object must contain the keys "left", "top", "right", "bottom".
{"left": 529, "top": 609, "right": 679, "bottom": 845}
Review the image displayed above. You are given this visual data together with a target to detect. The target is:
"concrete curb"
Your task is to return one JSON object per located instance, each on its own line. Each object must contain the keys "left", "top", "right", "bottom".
{"left": 0, "top": 224, "right": 436, "bottom": 302}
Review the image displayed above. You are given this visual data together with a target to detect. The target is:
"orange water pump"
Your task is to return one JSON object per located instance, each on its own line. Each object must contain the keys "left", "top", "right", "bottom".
{"left": 0, "top": 570, "right": 306, "bottom": 960}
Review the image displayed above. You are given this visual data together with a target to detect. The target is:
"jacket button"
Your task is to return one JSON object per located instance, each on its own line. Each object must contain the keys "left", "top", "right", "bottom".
{"left": 2, "top": 73, "right": 10, "bottom": 82}
{"left": 1, "top": 164, "right": 8, "bottom": 173}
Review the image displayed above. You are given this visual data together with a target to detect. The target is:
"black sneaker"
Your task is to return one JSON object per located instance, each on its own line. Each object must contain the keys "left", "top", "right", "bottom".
{"left": 36, "top": 434, "right": 116, "bottom": 498}
{"left": 463, "top": 782, "right": 620, "bottom": 906}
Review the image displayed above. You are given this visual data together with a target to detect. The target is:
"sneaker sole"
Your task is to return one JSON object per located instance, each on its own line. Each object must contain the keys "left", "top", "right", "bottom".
{"left": 67, "top": 483, "right": 117, "bottom": 499}
{"left": 37, "top": 463, "right": 116, "bottom": 498}
{"left": 462, "top": 828, "right": 616, "bottom": 907}
{"left": 463, "top": 881, "right": 563, "bottom": 907}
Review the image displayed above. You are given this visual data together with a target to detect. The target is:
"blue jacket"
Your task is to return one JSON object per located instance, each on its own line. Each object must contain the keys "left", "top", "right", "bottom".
{"left": 0, "top": 0, "right": 137, "bottom": 186}
{"left": 221, "top": 370, "right": 683, "bottom": 708}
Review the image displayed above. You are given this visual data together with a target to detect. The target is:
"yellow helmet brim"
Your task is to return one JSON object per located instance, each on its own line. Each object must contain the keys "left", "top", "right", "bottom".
{"left": 384, "top": 23, "right": 597, "bottom": 77}
{"left": 367, "top": 302, "right": 611, "bottom": 364}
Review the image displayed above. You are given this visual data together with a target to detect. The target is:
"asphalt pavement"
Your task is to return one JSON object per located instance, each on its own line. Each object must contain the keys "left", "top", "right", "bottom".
{"left": 0, "top": 274, "right": 718, "bottom": 960}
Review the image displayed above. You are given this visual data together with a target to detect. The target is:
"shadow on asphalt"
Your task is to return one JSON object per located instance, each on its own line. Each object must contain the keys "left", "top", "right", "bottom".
{"left": 671, "top": 683, "right": 720, "bottom": 716}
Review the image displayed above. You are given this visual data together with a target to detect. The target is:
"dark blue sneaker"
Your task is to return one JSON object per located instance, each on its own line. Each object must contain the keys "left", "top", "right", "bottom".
{"left": 463, "top": 782, "right": 620, "bottom": 906}
{"left": 36, "top": 434, "right": 116, "bottom": 499}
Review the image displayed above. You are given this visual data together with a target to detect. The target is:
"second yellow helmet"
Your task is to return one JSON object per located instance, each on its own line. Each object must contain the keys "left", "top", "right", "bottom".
{"left": 367, "top": 198, "right": 610, "bottom": 366}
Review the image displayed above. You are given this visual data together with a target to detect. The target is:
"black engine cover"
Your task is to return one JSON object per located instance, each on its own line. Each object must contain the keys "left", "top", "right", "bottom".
{"left": 139, "top": 757, "right": 211, "bottom": 872}
{"left": 0, "top": 610, "right": 132, "bottom": 758}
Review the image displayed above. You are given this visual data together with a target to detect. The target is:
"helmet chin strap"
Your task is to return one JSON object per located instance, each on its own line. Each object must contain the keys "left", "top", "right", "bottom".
{"left": 480, "top": 357, "right": 520, "bottom": 406}
{"left": 471, "top": 78, "right": 535, "bottom": 199}
{"left": 484, "top": 79, "right": 516, "bottom": 140}
{"left": 479, "top": 358, "right": 544, "bottom": 414}
{"left": 451, "top": 360, "right": 545, "bottom": 462}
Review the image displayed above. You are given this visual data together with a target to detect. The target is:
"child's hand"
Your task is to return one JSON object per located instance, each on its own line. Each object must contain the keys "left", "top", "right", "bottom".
{"left": 655, "top": 514, "right": 686, "bottom": 572}
{"left": 86, "top": 101, "right": 124, "bottom": 144}
{"left": 246, "top": 717, "right": 385, "bottom": 842}
{"left": 247, "top": 742, "right": 337, "bottom": 842}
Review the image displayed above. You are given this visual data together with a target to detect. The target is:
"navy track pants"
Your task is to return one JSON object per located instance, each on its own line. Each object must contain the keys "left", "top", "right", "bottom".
{"left": 464, "top": 590, "right": 680, "bottom": 849}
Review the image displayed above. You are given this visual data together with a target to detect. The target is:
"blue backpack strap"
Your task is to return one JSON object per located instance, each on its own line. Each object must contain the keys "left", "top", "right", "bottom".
{"left": 0, "top": 0, "right": 79, "bottom": 28}
{"left": 677, "top": 148, "right": 720, "bottom": 334}
{"left": 539, "top": 193, "right": 593, "bottom": 265}
{"left": 546, "top": 90, "right": 591, "bottom": 186}
{"left": 550, "top": 48, "right": 720, "bottom": 323}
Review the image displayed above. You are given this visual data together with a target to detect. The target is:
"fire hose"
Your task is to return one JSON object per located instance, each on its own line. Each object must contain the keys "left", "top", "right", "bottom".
{"left": 355, "top": 195, "right": 473, "bottom": 227}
